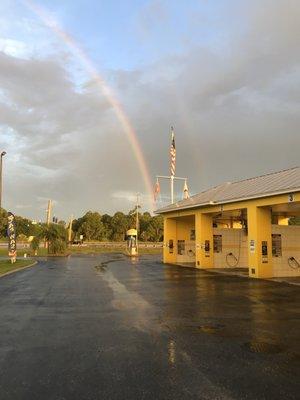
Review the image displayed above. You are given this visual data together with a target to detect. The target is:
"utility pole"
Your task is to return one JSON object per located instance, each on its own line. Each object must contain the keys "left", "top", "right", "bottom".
{"left": 46, "top": 200, "right": 52, "bottom": 225}
{"left": 136, "top": 193, "right": 140, "bottom": 254}
{"left": 0, "top": 151, "right": 6, "bottom": 211}
{"left": 68, "top": 215, "right": 73, "bottom": 243}
{"left": 45, "top": 200, "right": 52, "bottom": 249}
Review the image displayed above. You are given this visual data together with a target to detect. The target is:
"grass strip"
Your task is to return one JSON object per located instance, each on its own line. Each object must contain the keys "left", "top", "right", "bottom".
{"left": 0, "top": 259, "right": 37, "bottom": 276}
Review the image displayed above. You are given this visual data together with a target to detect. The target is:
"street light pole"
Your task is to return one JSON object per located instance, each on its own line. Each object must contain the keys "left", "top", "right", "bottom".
{"left": 0, "top": 151, "right": 6, "bottom": 211}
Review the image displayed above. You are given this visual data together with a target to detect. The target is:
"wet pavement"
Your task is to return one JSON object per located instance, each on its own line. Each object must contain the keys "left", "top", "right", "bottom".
{"left": 0, "top": 254, "right": 299, "bottom": 400}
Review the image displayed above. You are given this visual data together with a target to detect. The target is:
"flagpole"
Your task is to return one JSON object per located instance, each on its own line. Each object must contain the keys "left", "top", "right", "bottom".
{"left": 154, "top": 126, "right": 190, "bottom": 206}
{"left": 156, "top": 175, "right": 187, "bottom": 204}
{"left": 170, "top": 126, "right": 176, "bottom": 203}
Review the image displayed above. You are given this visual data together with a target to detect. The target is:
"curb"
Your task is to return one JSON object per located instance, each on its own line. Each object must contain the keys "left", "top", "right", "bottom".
{"left": 0, "top": 261, "right": 38, "bottom": 279}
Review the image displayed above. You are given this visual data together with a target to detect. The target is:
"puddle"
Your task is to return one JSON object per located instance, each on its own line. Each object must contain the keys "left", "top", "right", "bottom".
{"left": 287, "top": 352, "right": 300, "bottom": 363}
{"left": 94, "top": 257, "right": 124, "bottom": 272}
{"left": 164, "top": 323, "right": 226, "bottom": 334}
{"left": 243, "top": 341, "right": 284, "bottom": 354}
{"left": 197, "top": 324, "right": 225, "bottom": 334}
{"left": 94, "top": 264, "right": 107, "bottom": 272}
{"left": 101, "top": 270, "right": 157, "bottom": 332}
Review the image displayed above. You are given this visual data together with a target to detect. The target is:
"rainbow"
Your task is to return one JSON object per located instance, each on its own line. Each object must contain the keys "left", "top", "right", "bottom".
{"left": 22, "top": 0, "right": 154, "bottom": 212}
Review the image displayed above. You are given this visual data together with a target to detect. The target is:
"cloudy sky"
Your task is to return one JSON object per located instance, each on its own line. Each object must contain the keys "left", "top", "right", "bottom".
{"left": 0, "top": 0, "right": 299, "bottom": 220}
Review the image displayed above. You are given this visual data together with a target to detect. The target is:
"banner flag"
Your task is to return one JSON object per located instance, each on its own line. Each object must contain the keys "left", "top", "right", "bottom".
{"left": 154, "top": 179, "right": 160, "bottom": 201}
{"left": 183, "top": 180, "right": 190, "bottom": 199}
{"left": 7, "top": 212, "right": 17, "bottom": 257}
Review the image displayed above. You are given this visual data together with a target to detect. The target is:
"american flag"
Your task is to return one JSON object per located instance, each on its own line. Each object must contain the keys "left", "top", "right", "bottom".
{"left": 170, "top": 127, "right": 176, "bottom": 177}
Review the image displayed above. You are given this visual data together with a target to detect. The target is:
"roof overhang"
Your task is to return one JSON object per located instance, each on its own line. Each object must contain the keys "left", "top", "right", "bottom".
{"left": 155, "top": 188, "right": 300, "bottom": 214}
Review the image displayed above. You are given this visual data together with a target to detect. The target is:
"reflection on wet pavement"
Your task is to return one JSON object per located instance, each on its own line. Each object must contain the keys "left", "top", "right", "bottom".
{"left": 243, "top": 340, "right": 284, "bottom": 354}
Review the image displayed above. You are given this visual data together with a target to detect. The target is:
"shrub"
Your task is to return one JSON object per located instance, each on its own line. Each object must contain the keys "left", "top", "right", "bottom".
{"left": 31, "top": 236, "right": 40, "bottom": 254}
{"left": 48, "top": 238, "right": 67, "bottom": 255}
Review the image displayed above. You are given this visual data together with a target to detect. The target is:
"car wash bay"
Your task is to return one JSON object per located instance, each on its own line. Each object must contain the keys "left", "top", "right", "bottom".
{"left": 162, "top": 193, "right": 300, "bottom": 279}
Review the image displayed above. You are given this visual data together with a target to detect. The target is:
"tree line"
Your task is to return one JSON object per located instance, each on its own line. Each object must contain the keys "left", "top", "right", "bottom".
{"left": 0, "top": 208, "right": 164, "bottom": 242}
{"left": 73, "top": 210, "right": 163, "bottom": 242}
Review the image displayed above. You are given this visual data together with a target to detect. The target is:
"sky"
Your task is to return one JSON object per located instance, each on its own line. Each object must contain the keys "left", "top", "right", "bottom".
{"left": 0, "top": 0, "right": 299, "bottom": 221}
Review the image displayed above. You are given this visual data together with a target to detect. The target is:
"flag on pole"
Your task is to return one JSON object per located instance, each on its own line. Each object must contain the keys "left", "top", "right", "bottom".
{"left": 170, "top": 127, "right": 176, "bottom": 177}
{"left": 183, "top": 180, "right": 190, "bottom": 199}
{"left": 183, "top": 180, "right": 189, "bottom": 198}
{"left": 154, "top": 179, "right": 160, "bottom": 201}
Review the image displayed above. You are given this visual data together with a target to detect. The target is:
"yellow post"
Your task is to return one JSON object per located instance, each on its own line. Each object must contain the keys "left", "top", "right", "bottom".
{"left": 163, "top": 218, "right": 177, "bottom": 264}
{"left": 247, "top": 205, "right": 273, "bottom": 278}
{"left": 195, "top": 212, "right": 214, "bottom": 268}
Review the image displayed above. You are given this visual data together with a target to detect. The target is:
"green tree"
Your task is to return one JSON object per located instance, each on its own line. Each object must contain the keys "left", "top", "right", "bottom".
{"left": 101, "top": 214, "right": 113, "bottom": 240}
{"left": 65, "top": 209, "right": 164, "bottom": 243}
{"left": 30, "top": 236, "right": 40, "bottom": 255}
{"left": 0, "top": 208, "right": 8, "bottom": 238}
{"left": 111, "top": 212, "right": 129, "bottom": 241}
{"left": 15, "top": 216, "right": 32, "bottom": 237}
{"left": 146, "top": 215, "right": 164, "bottom": 242}
{"left": 139, "top": 212, "right": 152, "bottom": 241}
{"left": 75, "top": 211, "right": 105, "bottom": 241}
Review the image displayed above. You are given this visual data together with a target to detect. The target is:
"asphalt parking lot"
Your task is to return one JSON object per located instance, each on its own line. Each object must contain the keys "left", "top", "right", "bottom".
{"left": 0, "top": 254, "right": 299, "bottom": 399}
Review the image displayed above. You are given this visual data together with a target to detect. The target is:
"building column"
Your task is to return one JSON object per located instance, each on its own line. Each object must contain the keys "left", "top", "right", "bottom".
{"left": 247, "top": 205, "right": 273, "bottom": 278}
{"left": 163, "top": 217, "right": 177, "bottom": 264}
{"left": 195, "top": 212, "right": 214, "bottom": 268}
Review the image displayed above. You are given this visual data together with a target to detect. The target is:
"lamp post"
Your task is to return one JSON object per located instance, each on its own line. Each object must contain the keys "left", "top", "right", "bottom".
{"left": 0, "top": 151, "right": 6, "bottom": 211}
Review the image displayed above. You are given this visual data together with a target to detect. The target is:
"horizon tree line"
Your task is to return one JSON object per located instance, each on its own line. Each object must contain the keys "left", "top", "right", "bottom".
{"left": 0, "top": 208, "right": 164, "bottom": 243}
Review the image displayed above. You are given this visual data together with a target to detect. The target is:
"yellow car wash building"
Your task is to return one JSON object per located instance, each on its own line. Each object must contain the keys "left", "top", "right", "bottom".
{"left": 156, "top": 167, "right": 300, "bottom": 279}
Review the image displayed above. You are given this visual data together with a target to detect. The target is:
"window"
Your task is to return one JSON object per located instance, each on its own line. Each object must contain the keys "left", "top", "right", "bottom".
{"left": 213, "top": 235, "right": 222, "bottom": 253}
{"left": 177, "top": 240, "right": 185, "bottom": 255}
{"left": 190, "top": 230, "right": 195, "bottom": 241}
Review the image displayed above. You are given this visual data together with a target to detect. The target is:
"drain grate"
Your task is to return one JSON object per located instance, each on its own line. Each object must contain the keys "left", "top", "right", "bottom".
{"left": 243, "top": 341, "right": 284, "bottom": 354}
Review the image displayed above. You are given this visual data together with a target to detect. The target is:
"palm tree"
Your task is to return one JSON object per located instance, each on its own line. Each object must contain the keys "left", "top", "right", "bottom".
{"left": 40, "top": 223, "right": 68, "bottom": 255}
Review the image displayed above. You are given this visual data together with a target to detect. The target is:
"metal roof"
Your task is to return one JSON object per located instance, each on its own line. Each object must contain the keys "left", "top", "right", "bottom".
{"left": 156, "top": 167, "right": 300, "bottom": 214}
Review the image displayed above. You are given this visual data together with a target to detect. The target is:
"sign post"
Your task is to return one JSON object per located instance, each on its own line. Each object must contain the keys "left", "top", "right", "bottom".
{"left": 7, "top": 212, "right": 17, "bottom": 263}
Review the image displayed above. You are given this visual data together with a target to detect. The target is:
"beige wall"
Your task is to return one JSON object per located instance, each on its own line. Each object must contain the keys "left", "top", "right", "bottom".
{"left": 176, "top": 217, "right": 195, "bottom": 264}
{"left": 213, "top": 228, "right": 248, "bottom": 268}
{"left": 213, "top": 226, "right": 300, "bottom": 275}
{"left": 166, "top": 221, "right": 300, "bottom": 277}
{"left": 272, "top": 225, "right": 300, "bottom": 277}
